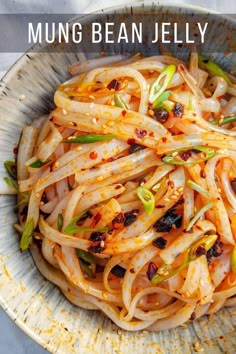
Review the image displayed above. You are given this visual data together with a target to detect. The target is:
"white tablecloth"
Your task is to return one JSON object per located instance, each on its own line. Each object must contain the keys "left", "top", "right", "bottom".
{"left": 0, "top": 1, "right": 235, "bottom": 353}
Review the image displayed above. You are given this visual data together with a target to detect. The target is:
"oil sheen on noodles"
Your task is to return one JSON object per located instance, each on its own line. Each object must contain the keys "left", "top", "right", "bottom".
{"left": 15, "top": 52, "right": 236, "bottom": 331}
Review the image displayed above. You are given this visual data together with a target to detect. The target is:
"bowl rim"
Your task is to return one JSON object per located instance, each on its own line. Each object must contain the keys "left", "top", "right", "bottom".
{"left": 0, "top": 1, "right": 236, "bottom": 352}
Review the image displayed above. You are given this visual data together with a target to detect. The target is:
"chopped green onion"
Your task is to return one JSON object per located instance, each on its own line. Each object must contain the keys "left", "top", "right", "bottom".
{"left": 187, "top": 180, "right": 210, "bottom": 199}
{"left": 64, "top": 134, "right": 117, "bottom": 144}
{"left": 231, "top": 245, "right": 236, "bottom": 274}
{"left": 76, "top": 249, "right": 95, "bottom": 265}
{"left": 136, "top": 186, "right": 155, "bottom": 216}
{"left": 4, "top": 177, "right": 17, "bottom": 190}
{"left": 151, "top": 234, "right": 218, "bottom": 284}
{"left": 186, "top": 201, "right": 214, "bottom": 232}
{"left": 20, "top": 218, "right": 34, "bottom": 251}
{"left": 79, "top": 259, "right": 95, "bottom": 278}
{"left": 149, "top": 65, "right": 176, "bottom": 104}
{"left": 188, "top": 95, "right": 194, "bottom": 112}
{"left": 211, "top": 115, "right": 236, "bottom": 126}
{"left": 162, "top": 100, "right": 175, "bottom": 112}
{"left": 114, "top": 94, "right": 128, "bottom": 109}
{"left": 57, "top": 213, "right": 63, "bottom": 232}
{"left": 153, "top": 91, "right": 171, "bottom": 108}
{"left": 189, "top": 234, "right": 218, "bottom": 259}
{"left": 4, "top": 160, "right": 17, "bottom": 178}
{"left": 64, "top": 210, "right": 108, "bottom": 235}
{"left": 29, "top": 159, "right": 50, "bottom": 168}
{"left": 152, "top": 182, "right": 161, "bottom": 192}
{"left": 198, "top": 54, "right": 232, "bottom": 86}
{"left": 162, "top": 146, "right": 216, "bottom": 165}
{"left": 63, "top": 210, "right": 90, "bottom": 235}
{"left": 65, "top": 226, "right": 108, "bottom": 235}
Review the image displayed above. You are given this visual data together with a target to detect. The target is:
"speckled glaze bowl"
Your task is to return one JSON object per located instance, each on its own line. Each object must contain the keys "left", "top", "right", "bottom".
{"left": 0, "top": 2, "right": 235, "bottom": 353}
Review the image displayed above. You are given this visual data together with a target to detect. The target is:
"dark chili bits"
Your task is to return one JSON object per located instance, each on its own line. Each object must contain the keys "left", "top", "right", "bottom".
{"left": 153, "top": 210, "right": 182, "bottom": 232}
{"left": 153, "top": 107, "right": 169, "bottom": 123}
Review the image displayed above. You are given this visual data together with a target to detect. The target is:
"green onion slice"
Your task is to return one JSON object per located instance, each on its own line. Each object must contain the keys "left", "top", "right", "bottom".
{"left": 79, "top": 259, "right": 95, "bottom": 278}
{"left": 4, "top": 177, "right": 17, "bottom": 190}
{"left": 152, "top": 182, "right": 161, "bottom": 192}
{"left": 211, "top": 115, "right": 236, "bottom": 126}
{"left": 63, "top": 210, "right": 90, "bottom": 235}
{"left": 162, "top": 146, "right": 216, "bottom": 165}
{"left": 198, "top": 54, "right": 232, "bottom": 85}
{"left": 57, "top": 213, "right": 63, "bottom": 232}
{"left": 29, "top": 159, "right": 50, "bottom": 168}
{"left": 77, "top": 249, "right": 96, "bottom": 265}
{"left": 153, "top": 91, "right": 171, "bottom": 108}
{"left": 114, "top": 94, "right": 128, "bottom": 109}
{"left": 20, "top": 218, "right": 34, "bottom": 251}
{"left": 64, "top": 211, "right": 108, "bottom": 235}
{"left": 4, "top": 160, "right": 17, "bottom": 178}
{"left": 186, "top": 201, "right": 214, "bottom": 232}
{"left": 231, "top": 245, "right": 236, "bottom": 274}
{"left": 65, "top": 226, "right": 108, "bottom": 236}
{"left": 151, "top": 234, "right": 218, "bottom": 284}
{"left": 149, "top": 65, "right": 176, "bottom": 104}
{"left": 64, "top": 134, "right": 116, "bottom": 144}
{"left": 186, "top": 180, "right": 210, "bottom": 199}
{"left": 136, "top": 186, "right": 155, "bottom": 216}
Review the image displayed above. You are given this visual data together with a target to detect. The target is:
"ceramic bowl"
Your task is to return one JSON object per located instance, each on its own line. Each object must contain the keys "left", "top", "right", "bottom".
{"left": 0, "top": 2, "right": 235, "bottom": 353}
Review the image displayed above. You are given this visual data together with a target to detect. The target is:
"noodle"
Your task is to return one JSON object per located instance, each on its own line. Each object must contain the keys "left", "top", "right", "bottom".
{"left": 13, "top": 53, "right": 236, "bottom": 332}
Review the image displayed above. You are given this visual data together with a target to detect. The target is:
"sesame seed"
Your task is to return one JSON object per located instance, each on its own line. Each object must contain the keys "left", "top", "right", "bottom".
{"left": 185, "top": 291, "right": 191, "bottom": 297}
{"left": 54, "top": 161, "right": 60, "bottom": 168}
{"left": 172, "top": 151, "right": 178, "bottom": 157}
{"left": 36, "top": 193, "right": 40, "bottom": 198}
{"left": 96, "top": 176, "right": 104, "bottom": 181}
{"left": 111, "top": 100, "right": 115, "bottom": 106}
{"left": 40, "top": 201, "right": 44, "bottom": 206}
{"left": 170, "top": 195, "right": 178, "bottom": 200}
{"left": 107, "top": 121, "right": 114, "bottom": 127}
{"left": 100, "top": 240, "right": 105, "bottom": 248}
{"left": 194, "top": 342, "right": 200, "bottom": 348}
{"left": 157, "top": 268, "right": 165, "bottom": 275}
{"left": 90, "top": 102, "right": 94, "bottom": 108}
{"left": 76, "top": 146, "right": 82, "bottom": 151}
{"left": 18, "top": 94, "right": 25, "bottom": 101}
{"left": 177, "top": 187, "right": 184, "bottom": 192}
{"left": 102, "top": 124, "right": 107, "bottom": 129}
{"left": 117, "top": 329, "right": 122, "bottom": 335}
{"left": 69, "top": 121, "right": 75, "bottom": 126}
{"left": 85, "top": 112, "right": 90, "bottom": 116}
{"left": 92, "top": 117, "right": 97, "bottom": 124}
{"left": 163, "top": 271, "right": 169, "bottom": 276}
{"left": 98, "top": 328, "right": 103, "bottom": 334}
{"left": 173, "top": 190, "right": 179, "bottom": 196}
{"left": 149, "top": 70, "right": 154, "bottom": 74}
{"left": 89, "top": 95, "right": 95, "bottom": 100}
{"left": 62, "top": 108, "right": 67, "bottom": 115}
{"left": 164, "top": 198, "right": 170, "bottom": 202}
{"left": 200, "top": 152, "right": 205, "bottom": 159}
{"left": 217, "top": 188, "right": 222, "bottom": 193}
{"left": 148, "top": 109, "right": 154, "bottom": 116}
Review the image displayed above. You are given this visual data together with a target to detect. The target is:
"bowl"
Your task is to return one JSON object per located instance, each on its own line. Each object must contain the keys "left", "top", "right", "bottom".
{"left": 0, "top": 2, "right": 235, "bottom": 353}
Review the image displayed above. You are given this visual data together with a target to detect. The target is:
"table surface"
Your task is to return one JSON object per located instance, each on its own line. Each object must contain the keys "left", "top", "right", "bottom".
{"left": 0, "top": 1, "right": 235, "bottom": 353}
